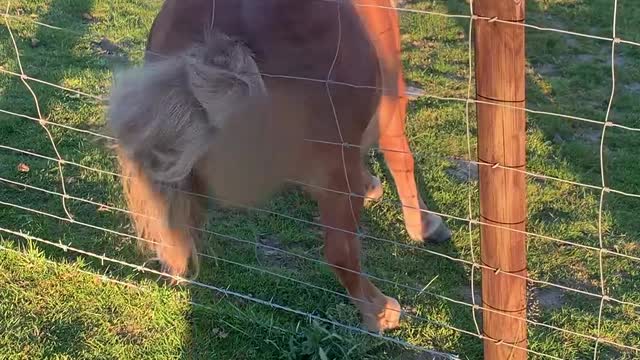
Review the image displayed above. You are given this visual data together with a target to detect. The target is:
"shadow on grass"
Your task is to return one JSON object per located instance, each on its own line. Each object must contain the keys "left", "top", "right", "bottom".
{"left": 0, "top": 1, "right": 462, "bottom": 358}
{"left": 0, "top": 0, "right": 191, "bottom": 358}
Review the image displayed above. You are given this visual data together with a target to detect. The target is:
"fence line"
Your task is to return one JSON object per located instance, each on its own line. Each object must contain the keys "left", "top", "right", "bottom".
{"left": 0, "top": 227, "right": 463, "bottom": 360}
{"left": 1, "top": 174, "right": 640, "bottom": 354}
{"left": 4, "top": 91, "right": 640, "bottom": 203}
{"left": 0, "top": 108, "right": 116, "bottom": 139}
{"left": 3, "top": 47, "right": 640, "bottom": 134}
{"left": 1, "top": 225, "right": 577, "bottom": 359}
{"left": 464, "top": 0, "right": 481, "bottom": 338}
{"left": 2, "top": 6, "right": 640, "bottom": 125}
{"left": 0, "top": 67, "right": 105, "bottom": 101}
{"left": 3, "top": 142, "right": 640, "bottom": 309}
{"left": 3, "top": 2, "right": 74, "bottom": 221}
{"left": 0, "top": 99, "right": 632, "bottom": 196}
{"left": 593, "top": 0, "right": 620, "bottom": 358}
{"left": 0, "top": 103, "right": 629, "bottom": 200}
{"left": 6, "top": 0, "right": 638, "bottom": 48}
{"left": 0, "top": 244, "right": 295, "bottom": 337}
{"left": 3, "top": 94, "right": 640, "bottom": 205}
{"left": 0, "top": 173, "right": 621, "bottom": 304}
{"left": 324, "top": 2, "right": 360, "bottom": 235}
{"left": 0, "top": 242, "right": 458, "bottom": 359}
{"left": 3, "top": 141, "right": 640, "bottom": 268}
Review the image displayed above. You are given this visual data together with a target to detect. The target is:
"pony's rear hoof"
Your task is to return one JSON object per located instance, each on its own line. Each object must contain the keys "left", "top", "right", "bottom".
{"left": 406, "top": 211, "right": 452, "bottom": 244}
{"left": 424, "top": 213, "right": 452, "bottom": 244}
{"left": 363, "top": 175, "right": 383, "bottom": 207}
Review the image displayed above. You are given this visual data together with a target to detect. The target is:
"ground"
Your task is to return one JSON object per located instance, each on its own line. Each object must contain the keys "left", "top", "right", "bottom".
{"left": 0, "top": 0, "right": 639, "bottom": 359}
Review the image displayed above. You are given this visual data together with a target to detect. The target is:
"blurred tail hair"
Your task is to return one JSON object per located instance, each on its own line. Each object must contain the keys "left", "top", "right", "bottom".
{"left": 108, "top": 33, "right": 265, "bottom": 185}
{"left": 107, "top": 32, "right": 266, "bottom": 277}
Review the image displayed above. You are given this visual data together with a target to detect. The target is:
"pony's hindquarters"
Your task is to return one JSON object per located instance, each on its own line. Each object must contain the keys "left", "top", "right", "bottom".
{"left": 108, "top": 33, "right": 297, "bottom": 276}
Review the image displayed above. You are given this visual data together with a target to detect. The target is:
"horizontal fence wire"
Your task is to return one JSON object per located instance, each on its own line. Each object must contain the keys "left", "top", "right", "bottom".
{"left": 3, "top": 141, "right": 640, "bottom": 269}
{"left": 0, "top": 244, "right": 295, "bottom": 337}
{"left": 0, "top": 243, "right": 461, "bottom": 359}
{"left": 1, "top": 0, "right": 640, "bottom": 358}
{"left": 1, "top": 96, "right": 640, "bottom": 204}
{"left": 0, "top": 228, "right": 472, "bottom": 360}
{"left": 5, "top": 144, "right": 640, "bottom": 305}
{"left": 1, "top": 174, "right": 640, "bottom": 354}
{"left": 3, "top": 46, "right": 640, "bottom": 134}
{"left": 6, "top": 0, "right": 636, "bottom": 47}
{"left": 3, "top": 139, "right": 640, "bottom": 314}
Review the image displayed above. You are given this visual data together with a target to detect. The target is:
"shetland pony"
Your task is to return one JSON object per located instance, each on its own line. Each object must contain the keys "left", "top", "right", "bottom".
{"left": 107, "top": 0, "right": 450, "bottom": 331}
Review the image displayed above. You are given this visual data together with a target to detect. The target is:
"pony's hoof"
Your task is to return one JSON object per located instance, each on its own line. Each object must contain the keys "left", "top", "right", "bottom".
{"left": 361, "top": 296, "right": 401, "bottom": 333}
{"left": 364, "top": 175, "right": 383, "bottom": 207}
{"left": 406, "top": 212, "right": 452, "bottom": 244}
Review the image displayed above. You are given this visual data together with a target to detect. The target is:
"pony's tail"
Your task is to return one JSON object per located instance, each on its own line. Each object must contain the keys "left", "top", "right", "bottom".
{"left": 108, "top": 32, "right": 266, "bottom": 186}
{"left": 106, "top": 33, "right": 267, "bottom": 277}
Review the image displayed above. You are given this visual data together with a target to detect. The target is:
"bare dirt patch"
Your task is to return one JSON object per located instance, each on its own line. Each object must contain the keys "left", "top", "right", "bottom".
{"left": 458, "top": 284, "right": 482, "bottom": 304}
{"left": 534, "top": 288, "right": 566, "bottom": 310}
{"left": 534, "top": 63, "right": 560, "bottom": 77}
{"left": 255, "top": 234, "right": 300, "bottom": 270}
{"left": 446, "top": 158, "right": 478, "bottom": 183}
{"left": 624, "top": 82, "right": 640, "bottom": 94}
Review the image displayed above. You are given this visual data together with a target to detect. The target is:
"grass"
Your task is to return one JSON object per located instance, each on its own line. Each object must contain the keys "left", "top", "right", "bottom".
{"left": 0, "top": 0, "right": 639, "bottom": 359}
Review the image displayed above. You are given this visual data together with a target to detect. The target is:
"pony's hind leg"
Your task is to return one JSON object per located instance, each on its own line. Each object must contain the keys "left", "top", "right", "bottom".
{"left": 312, "top": 145, "right": 400, "bottom": 332}
{"left": 362, "top": 110, "right": 451, "bottom": 243}
{"left": 377, "top": 99, "right": 451, "bottom": 244}
{"left": 117, "top": 148, "right": 205, "bottom": 277}
{"left": 356, "top": 1, "right": 451, "bottom": 243}
{"left": 318, "top": 187, "right": 400, "bottom": 331}
{"left": 360, "top": 121, "right": 384, "bottom": 207}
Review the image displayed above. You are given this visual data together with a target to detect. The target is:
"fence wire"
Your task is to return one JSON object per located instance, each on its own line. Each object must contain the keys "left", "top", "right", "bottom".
{"left": 1, "top": 0, "right": 639, "bottom": 359}
{"left": 594, "top": 0, "right": 619, "bottom": 358}
{"left": 2, "top": 173, "right": 640, "bottom": 354}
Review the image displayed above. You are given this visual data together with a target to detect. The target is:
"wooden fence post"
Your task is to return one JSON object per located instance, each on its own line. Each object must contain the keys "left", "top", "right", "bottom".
{"left": 473, "top": 1, "right": 528, "bottom": 359}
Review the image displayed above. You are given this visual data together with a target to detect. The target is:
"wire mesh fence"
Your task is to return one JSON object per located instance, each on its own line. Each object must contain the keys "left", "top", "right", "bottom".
{"left": 1, "top": 0, "right": 640, "bottom": 359}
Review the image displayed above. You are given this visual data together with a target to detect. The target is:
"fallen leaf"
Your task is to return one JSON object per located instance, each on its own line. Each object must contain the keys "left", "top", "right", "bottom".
{"left": 30, "top": 38, "right": 40, "bottom": 48}
{"left": 17, "top": 163, "right": 30, "bottom": 173}
{"left": 82, "top": 13, "right": 93, "bottom": 21}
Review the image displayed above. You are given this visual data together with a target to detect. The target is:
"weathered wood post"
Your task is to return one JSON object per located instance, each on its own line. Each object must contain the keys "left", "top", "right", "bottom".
{"left": 473, "top": 0, "right": 528, "bottom": 359}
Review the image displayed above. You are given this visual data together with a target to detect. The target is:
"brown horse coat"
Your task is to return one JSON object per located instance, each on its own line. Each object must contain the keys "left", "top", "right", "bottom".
{"left": 107, "top": 0, "right": 450, "bottom": 332}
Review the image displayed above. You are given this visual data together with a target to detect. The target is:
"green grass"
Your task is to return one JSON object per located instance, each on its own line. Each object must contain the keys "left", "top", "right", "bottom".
{"left": 1, "top": 0, "right": 639, "bottom": 359}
